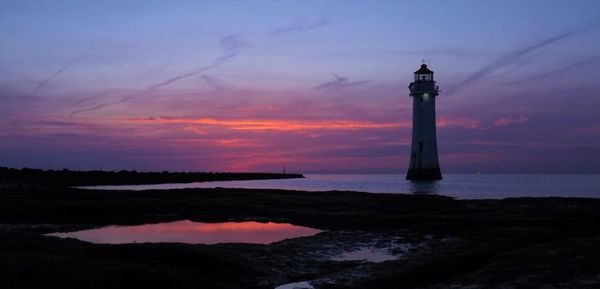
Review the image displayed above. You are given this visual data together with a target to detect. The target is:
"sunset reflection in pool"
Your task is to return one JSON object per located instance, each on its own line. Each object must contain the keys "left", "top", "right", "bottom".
{"left": 47, "top": 220, "right": 322, "bottom": 244}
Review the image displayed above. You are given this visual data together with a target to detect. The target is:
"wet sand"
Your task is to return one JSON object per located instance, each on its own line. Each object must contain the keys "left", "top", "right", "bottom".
{"left": 1, "top": 186, "right": 600, "bottom": 288}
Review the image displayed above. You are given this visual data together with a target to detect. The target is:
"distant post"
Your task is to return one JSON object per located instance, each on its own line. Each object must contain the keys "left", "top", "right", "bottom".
{"left": 406, "top": 63, "right": 442, "bottom": 180}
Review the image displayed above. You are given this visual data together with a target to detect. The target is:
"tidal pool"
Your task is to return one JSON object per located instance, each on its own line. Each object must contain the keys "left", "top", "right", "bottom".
{"left": 46, "top": 220, "right": 322, "bottom": 244}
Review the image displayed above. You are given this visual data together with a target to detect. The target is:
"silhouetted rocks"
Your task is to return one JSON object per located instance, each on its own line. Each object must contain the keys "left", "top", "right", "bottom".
{"left": 0, "top": 167, "right": 303, "bottom": 186}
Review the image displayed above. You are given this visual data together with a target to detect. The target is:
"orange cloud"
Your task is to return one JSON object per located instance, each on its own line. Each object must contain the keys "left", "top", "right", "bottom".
{"left": 124, "top": 116, "right": 408, "bottom": 131}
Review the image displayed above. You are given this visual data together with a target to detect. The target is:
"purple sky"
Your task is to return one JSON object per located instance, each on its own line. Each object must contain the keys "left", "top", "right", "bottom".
{"left": 1, "top": 1, "right": 600, "bottom": 174}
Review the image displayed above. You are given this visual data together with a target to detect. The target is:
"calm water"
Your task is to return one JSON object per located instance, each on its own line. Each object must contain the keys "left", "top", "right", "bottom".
{"left": 85, "top": 174, "right": 600, "bottom": 199}
{"left": 46, "top": 220, "right": 322, "bottom": 244}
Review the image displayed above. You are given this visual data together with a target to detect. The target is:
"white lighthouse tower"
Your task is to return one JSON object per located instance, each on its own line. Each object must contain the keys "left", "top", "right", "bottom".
{"left": 406, "top": 63, "right": 442, "bottom": 180}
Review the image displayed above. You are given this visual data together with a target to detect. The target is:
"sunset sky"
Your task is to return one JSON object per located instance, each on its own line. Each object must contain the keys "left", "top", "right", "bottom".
{"left": 1, "top": 0, "right": 600, "bottom": 174}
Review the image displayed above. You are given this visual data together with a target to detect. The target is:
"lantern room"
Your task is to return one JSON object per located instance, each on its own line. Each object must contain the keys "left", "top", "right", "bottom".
{"left": 414, "top": 64, "right": 434, "bottom": 82}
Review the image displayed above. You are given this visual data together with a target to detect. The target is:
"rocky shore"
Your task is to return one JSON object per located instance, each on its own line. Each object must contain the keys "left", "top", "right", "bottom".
{"left": 1, "top": 186, "right": 600, "bottom": 288}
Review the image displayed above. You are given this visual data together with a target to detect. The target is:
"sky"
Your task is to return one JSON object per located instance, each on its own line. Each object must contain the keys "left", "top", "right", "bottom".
{"left": 1, "top": 0, "right": 600, "bottom": 174}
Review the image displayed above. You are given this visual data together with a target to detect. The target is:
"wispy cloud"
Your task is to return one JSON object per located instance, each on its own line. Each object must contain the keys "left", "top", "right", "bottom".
{"left": 69, "top": 96, "right": 128, "bottom": 118}
{"left": 70, "top": 36, "right": 249, "bottom": 117}
{"left": 136, "top": 36, "right": 247, "bottom": 94}
{"left": 493, "top": 114, "right": 529, "bottom": 127}
{"left": 32, "top": 45, "right": 94, "bottom": 96}
{"left": 445, "top": 26, "right": 593, "bottom": 96}
{"left": 270, "top": 16, "right": 330, "bottom": 35}
{"left": 502, "top": 54, "right": 600, "bottom": 85}
{"left": 72, "top": 91, "right": 114, "bottom": 106}
{"left": 199, "top": 74, "right": 236, "bottom": 91}
{"left": 437, "top": 117, "right": 482, "bottom": 129}
{"left": 314, "top": 74, "right": 372, "bottom": 91}
{"left": 135, "top": 60, "right": 174, "bottom": 81}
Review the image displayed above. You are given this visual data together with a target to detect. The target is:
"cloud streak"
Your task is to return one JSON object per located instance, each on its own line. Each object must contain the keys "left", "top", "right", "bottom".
{"left": 502, "top": 54, "right": 600, "bottom": 85}
{"left": 445, "top": 26, "right": 592, "bottom": 96}
{"left": 313, "top": 75, "right": 372, "bottom": 91}
{"left": 270, "top": 17, "right": 330, "bottom": 35}
{"left": 32, "top": 45, "right": 94, "bottom": 96}
{"left": 200, "top": 74, "right": 236, "bottom": 91}
{"left": 72, "top": 91, "right": 114, "bottom": 106}
{"left": 70, "top": 36, "right": 248, "bottom": 117}
{"left": 493, "top": 114, "right": 529, "bottom": 127}
{"left": 135, "top": 60, "right": 174, "bottom": 81}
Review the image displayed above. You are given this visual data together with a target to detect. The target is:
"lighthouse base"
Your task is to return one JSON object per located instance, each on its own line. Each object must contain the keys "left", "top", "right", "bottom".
{"left": 406, "top": 167, "right": 442, "bottom": 180}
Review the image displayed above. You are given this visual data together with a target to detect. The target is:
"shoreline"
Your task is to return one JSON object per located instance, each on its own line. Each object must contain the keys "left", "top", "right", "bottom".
{"left": 74, "top": 174, "right": 600, "bottom": 200}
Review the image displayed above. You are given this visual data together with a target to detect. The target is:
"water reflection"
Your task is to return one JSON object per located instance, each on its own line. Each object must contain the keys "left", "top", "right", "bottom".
{"left": 46, "top": 220, "right": 322, "bottom": 244}
{"left": 408, "top": 180, "right": 441, "bottom": 195}
{"left": 275, "top": 281, "right": 314, "bottom": 289}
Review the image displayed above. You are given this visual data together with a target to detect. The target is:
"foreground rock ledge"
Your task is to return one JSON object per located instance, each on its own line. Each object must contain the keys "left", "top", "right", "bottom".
{"left": 1, "top": 186, "right": 600, "bottom": 288}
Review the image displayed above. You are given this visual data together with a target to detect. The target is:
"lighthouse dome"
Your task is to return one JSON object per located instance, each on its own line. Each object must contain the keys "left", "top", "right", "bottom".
{"left": 414, "top": 64, "right": 434, "bottom": 74}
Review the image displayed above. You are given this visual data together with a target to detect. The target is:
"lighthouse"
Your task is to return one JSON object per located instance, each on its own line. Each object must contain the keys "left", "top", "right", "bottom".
{"left": 406, "top": 63, "right": 442, "bottom": 180}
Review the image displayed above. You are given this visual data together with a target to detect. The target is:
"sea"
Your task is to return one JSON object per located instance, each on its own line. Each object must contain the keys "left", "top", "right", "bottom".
{"left": 85, "top": 174, "right": 600, "bottom": 200}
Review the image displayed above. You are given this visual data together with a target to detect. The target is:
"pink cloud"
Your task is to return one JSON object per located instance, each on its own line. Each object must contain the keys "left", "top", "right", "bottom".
{"left": 493, "top": 114, "right": 529, "bottom": 127}
{"left": 437, "top": 117, "right": 481, "bottom": 129}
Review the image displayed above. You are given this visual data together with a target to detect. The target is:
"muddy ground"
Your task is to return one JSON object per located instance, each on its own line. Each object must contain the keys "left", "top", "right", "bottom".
{"left": 1, "top": 186, "right": 600, "bottom": 288}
